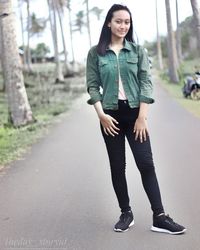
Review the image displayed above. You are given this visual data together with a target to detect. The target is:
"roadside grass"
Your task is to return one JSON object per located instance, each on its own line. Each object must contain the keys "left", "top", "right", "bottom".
{"left": 157, "top": 58, "right": 200, "bottom": 119}
{"left": 0, "top": 122, "right": 49, "bottom": 165}
{"left": 0, "top": 63, "right": 86, "bottom": 166}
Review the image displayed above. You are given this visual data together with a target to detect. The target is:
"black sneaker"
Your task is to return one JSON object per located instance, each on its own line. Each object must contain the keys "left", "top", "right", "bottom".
{"left": 151, "top": 214, "right": 186, "bottom": 235}
{"left": 114, "top": 210, "right": 134, "bottom": 232}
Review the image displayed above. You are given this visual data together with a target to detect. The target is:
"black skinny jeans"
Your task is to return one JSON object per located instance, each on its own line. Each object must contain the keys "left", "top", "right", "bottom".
{"left": 100, "top": 100, "right": 164, "bottom": 215}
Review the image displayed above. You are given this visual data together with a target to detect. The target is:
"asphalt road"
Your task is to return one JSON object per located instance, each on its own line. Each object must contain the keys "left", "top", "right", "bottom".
{"left": 0, "top": 79, "right": 200, "bottom": 250}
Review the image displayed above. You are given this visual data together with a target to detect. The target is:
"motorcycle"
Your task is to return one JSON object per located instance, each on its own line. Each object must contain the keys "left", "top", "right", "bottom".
{"left": 182, "top": 72, "right": 200, "bottom": 100}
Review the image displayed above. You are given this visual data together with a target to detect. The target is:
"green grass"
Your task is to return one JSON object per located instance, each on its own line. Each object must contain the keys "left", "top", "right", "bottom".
{"left": 0, "top": 64, "right": 86, "bottom": 166}
{"left": 157, "top": 58, "right": 200, "bottom": 119}
{"left": 0, "top": 123, "right": 48, "bottom": 164}
{"left": 179, "top": 58, "right": 200, "bottom": 75}
{"left": 0, "top": 100, "right": 73, "bottom": 165}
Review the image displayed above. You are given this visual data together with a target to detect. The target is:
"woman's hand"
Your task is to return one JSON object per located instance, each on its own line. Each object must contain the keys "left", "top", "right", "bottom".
{"left": 133, "top": 117, "right": 148, "bottom": 143}
{"left": 99, "top": 113, "right": 120, "bottom": 136}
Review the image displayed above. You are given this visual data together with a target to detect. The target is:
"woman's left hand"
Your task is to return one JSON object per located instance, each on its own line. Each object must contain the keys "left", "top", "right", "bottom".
{"left": 133, "top": 117, "right": 148, "bottom": 143}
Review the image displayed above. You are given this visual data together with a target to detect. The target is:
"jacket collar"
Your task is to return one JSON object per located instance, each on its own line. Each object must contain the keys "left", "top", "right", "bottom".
{"left": 123, "top": 39, "right": 132, "bottom": 51}
{"left": 106, "top": 39, "right": 136, "bottom": 51}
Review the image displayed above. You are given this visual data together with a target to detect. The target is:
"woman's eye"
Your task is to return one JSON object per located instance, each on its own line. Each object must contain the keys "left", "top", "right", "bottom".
{"left": 115, "top": 20, "right": 130, "bottom": 25}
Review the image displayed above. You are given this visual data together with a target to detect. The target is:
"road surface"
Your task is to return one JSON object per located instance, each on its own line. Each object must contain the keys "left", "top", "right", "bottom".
{"left": 0, "top": 78, "right": 200, "bottom": 250}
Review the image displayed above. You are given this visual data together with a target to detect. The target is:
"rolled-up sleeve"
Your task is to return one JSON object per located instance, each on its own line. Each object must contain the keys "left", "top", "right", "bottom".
{"left": 86, "top": 47, "right": 102, "bottom": 105}
{"left": 137, "top": 46, "right": 155, "bottom": 104}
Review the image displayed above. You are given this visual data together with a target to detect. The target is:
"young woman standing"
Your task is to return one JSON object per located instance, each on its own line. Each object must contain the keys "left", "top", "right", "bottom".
{"left": 86, "top": 4, "right": 186, "bottom": 235}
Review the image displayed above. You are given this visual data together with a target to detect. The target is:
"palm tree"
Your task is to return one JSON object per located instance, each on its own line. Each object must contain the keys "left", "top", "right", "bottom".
{"left": 67, "top": 0, "right": 75, "bottom": 63}
{"left": 90, "top": 6, "right": 103, "bottom": 21}
{"left": 29, "top": 13, "right": 46, "bottom": 38}
{"left": 18, "top": 0, "right": 26, "bottom": 68}
{"left": 47, "top": 0, "right": 64, "bottom": 82}
{"left": 84, "top": 0, "right": 92, "bottom": 48}
{"left": 0, "top": 0, "right": 34, "bottom": 126}
{"left": 165, "top": 0, "right": 179, "bottom": 83}
{"left": 175, "top": 0, "right": 182, "bottom": 62}
{"left": 55, "top": 0, "right": 69, "bottom": 75}
{"left": 24, "top": 0, "right": 33, "bottom": 72}
{"left": 190, "top": 0, "right": 200, "bottom": 54}
{"left": 155, "top": 0, "right": 163, "bottom": 70}
{"left": 0, "top": 13, "right": 5, "bottom": 92}
{"left": 74, "top": 11, "right": 85, "bottom": 33}
{"left": 0, "top": 16, "right": 2, "bottom": 57}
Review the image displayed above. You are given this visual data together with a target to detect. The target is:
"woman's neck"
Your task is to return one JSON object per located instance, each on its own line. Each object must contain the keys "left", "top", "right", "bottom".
{"left": 110, "top": 37, "right": 124, "bottom": 47}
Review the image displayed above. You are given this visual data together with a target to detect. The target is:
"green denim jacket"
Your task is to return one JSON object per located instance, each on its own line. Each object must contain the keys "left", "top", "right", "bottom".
{"left": 86, "top": 40, "right": 154, "bottom": 110}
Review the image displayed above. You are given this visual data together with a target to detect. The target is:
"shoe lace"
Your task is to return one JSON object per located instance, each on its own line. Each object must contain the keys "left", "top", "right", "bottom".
{"left": 120, "top": 211, "right": 130, "bottom": 222}
{"left": 165, "top": 214, "right": 179, "bottom": 227}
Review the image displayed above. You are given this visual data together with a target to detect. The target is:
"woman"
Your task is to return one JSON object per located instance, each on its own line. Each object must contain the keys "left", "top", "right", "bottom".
{"left": 86, "top": 4, "right": 186, "bottom": 234}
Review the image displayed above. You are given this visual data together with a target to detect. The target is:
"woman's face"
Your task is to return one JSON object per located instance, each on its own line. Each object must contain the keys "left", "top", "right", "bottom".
{"left": 108, "top": 10, "right": 131, "bottom": 40}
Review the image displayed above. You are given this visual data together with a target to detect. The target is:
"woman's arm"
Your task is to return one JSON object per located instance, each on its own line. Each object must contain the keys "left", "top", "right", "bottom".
{"left": 134, "top": 102, "right": 149, "bottom": 143}
{"left": 134, "top": 46, "right": 154, "bottom": 143}
{"left": 94, "top": 101, "right": 120, "bottom": 137}
{"left": 86, "top": 48, "right": 102, "bottom": 105}
{"left": 86, "top": 47, "right": 120, "bottom": 137}
{"left": 137, "top": 46, "right": 154, "bottom": 104}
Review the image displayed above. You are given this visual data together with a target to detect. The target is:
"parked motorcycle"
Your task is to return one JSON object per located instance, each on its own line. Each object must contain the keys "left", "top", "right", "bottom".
{"left": 182, "top": 72, "right": 200, "bottom": 100}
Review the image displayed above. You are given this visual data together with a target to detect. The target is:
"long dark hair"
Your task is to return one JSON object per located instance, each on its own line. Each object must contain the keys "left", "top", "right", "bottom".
{"left": 97, "top": 4, "right": 134, "bottom": 56}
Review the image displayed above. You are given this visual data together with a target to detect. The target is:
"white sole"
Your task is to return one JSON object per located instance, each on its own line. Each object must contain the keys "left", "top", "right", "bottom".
{"left": 151, "top": 226, "right": 187, "bottom": 235}
{"left": 114, "top": 220, "right": 135, "bottom": 232}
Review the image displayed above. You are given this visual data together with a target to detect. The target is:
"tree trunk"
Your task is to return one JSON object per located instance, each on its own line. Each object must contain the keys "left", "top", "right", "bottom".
{"left": 176, "top": 0, "right": 182, "bottom": 62}
{"left": 190, "top": 0, "right": 200, "bottom": 54}
{"left": 47, "top": 0, "right": 64, "bottom": 83}
{"left": 165, "top": 0, "right": 179, "bottom": 83}
{"left": 0, "top": 15, "right": 5, "bottom": 92}
{"left": 0, "top": 0, "right": 34, "bottom": 127}
{"left": 67, "top": 1, "right": 75, "bottom": 63}
{"left": 85, "top": 0, "right": 92, "bottom": 48}
{"left": 26, "top": 0, "right": 32, "bottom": 72}
{"left": 155, "top": 0, "right": 163, "bottom": 70}
{"left": 47, "top": 0, "right": 56, "bottom": 55}
{"left": 0, "top": 17, "right": 1, "bottom": 51}
{"left": 19, "top": 0, "right": 27, "bottom": 67}
{"left": 55, "top": 3, "right": 69, "bottom": 75}
{"left": 0, "top": 17, "right": 6, "bottom": 92}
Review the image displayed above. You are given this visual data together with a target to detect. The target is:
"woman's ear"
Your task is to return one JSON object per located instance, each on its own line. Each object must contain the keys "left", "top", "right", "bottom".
{"left": 107, "top": 22, "right": 111, "bottom": 28}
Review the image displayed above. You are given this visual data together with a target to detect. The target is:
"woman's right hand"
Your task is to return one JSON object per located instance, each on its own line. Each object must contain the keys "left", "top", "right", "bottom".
{"left": 99, "top": 113, "right": 120, "bottom": 136}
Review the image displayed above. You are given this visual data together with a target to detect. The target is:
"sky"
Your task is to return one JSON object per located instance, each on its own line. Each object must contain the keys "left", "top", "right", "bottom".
{"left": 13, "top": 0, "right": 198, "bottom": 62}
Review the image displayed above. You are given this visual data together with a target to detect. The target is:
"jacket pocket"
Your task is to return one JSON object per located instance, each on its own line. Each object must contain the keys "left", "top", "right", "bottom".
{"left": 126, "top": 57, "right": 138, "bottom": 64}
{"left": 126, "top": 57, "right": 138, "bottom": 74}
{"left": 98, "top": 60, "right": 108, "bottom": 67}
{"left": 98, "top": 60, "right": 109, "bottom": 78}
